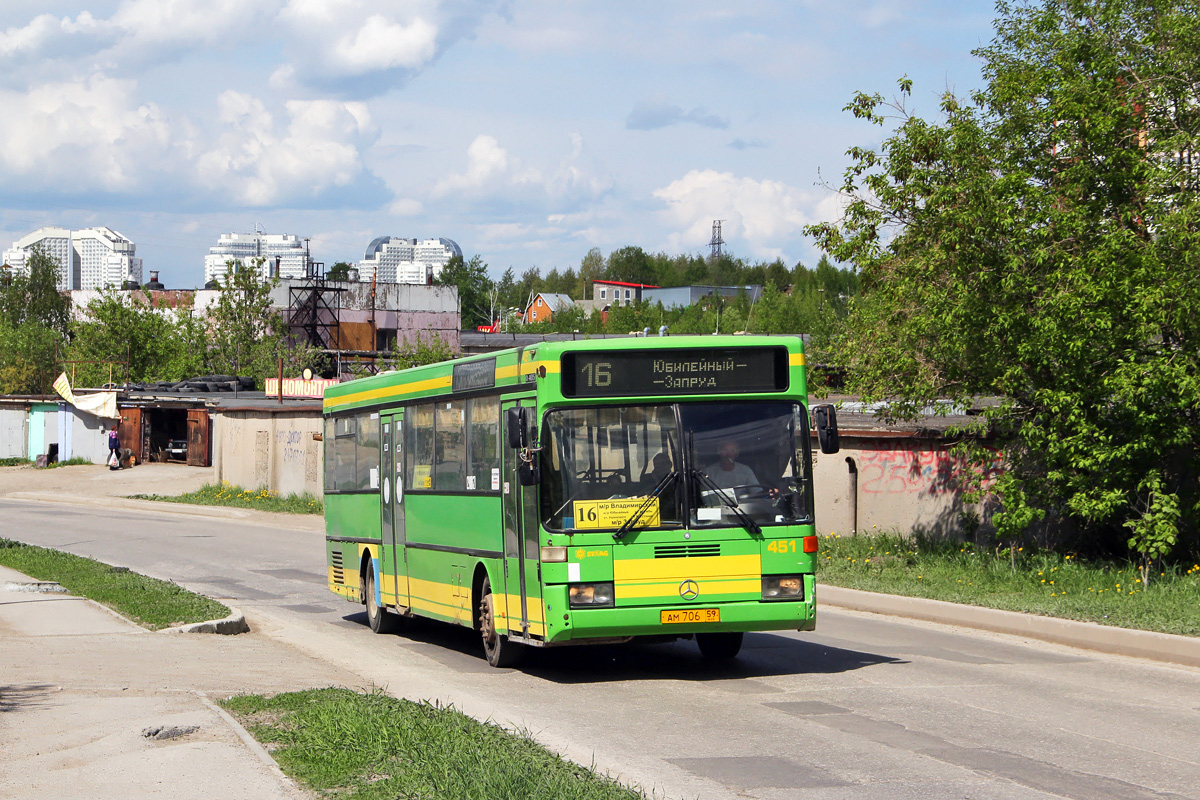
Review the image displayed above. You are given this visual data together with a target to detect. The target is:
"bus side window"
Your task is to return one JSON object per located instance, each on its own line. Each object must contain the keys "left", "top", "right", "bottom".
{"left": 468, "top": 396, "right": 500, "bottom": 492}
{"left": 435, "top": 400, "right": 466, "bottom": 491}
{"left": 323, "top": 417, "right": 336, "bottom": 493}
{"left": 333, "top": 415, "right": 357, "bottom": 491}
{"left": 407, "top": 403, "right": 435, "bottom": 490}
{"left": 355, "top": 413, "right": 380, "bottom": 491}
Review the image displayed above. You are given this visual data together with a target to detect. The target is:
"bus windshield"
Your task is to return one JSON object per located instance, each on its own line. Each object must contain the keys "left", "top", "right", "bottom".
{"left": 540, "top": 401, "right": 813, "bottom": 532}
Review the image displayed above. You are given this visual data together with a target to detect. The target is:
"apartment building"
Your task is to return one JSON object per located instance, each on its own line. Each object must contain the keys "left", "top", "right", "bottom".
{"left": 2, "top": 226, "right": 142, "bottom": 291}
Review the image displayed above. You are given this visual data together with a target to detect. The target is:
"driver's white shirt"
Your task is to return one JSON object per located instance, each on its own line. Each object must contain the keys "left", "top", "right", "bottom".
{"left": 703, "top": 461, "right": 758, "bottom": 490}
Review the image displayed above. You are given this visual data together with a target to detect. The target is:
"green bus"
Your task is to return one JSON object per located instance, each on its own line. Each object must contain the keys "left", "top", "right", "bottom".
{"left": 323, "top": 335, "right": 839, "bottom": 666}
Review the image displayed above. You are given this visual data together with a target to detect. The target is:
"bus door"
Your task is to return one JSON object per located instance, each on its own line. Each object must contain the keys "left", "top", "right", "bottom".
{"left": 380, "top": 411, "right": 409, "bottom": 610}
{"left": 501, "top": 399, "right": 542, "bottom": 638}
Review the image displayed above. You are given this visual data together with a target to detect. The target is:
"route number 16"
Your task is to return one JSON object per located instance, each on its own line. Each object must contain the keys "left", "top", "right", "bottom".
{"left": 581, "top": 361, "right": 612, "bottom": 387}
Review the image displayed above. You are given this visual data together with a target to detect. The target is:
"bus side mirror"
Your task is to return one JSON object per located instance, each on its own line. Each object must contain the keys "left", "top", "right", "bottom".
{"left": 506, "top": 407, "right": 527, "bottom": 450}
{"left": 813, "top": 404, "right": 840, "bottom": 454}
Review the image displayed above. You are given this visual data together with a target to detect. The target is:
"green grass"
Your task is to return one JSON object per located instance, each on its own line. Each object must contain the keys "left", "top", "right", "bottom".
{"left": 817, "top": 532, "right": 1200, "bottom": 637}
{"left": 0, "top": 457, "right": 31, "bottom": 466}
{"left": 0, "top": 539, "right": 230, "bottom": 630}
{"left": 129, "top": 482, "right": 323, "bottom": 514}
{"left": 41, "top": 456, "right": 94, "bottom": 468}
{"left": 221, "top": 688, "right": 645, "bottom": 800}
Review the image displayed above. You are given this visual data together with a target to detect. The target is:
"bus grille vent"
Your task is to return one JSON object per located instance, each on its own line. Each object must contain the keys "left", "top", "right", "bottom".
{"left": 331, "top": 550, "right": 344, "bottom": 584}
{"left": 655, "top": 543, "right": 721, "bottom": 559}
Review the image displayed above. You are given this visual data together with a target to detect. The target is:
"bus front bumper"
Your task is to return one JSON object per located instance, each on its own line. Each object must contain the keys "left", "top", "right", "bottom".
{"left": 545, "top": 595, "right": 816, "bottom": 643}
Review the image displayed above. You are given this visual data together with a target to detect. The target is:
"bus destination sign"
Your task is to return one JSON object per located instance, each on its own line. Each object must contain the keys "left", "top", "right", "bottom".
{"left": 561, "top": 347, "right": 788, "bottom": 397}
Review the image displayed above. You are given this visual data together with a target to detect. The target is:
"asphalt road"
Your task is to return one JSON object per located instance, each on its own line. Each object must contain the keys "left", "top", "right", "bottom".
{"left": 4, "top": 496, "right": 1199, "bottom": 800}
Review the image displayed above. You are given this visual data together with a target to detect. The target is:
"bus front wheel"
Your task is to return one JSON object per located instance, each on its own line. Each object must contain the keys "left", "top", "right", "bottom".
{"left": 697, "top": 631, "right": 743, "bottom": 660}
{"left": 479, "top": 576, "right": 521, "bottom": 668}
{"left": 364, "top": 563, "right": 398, "bottom": 634}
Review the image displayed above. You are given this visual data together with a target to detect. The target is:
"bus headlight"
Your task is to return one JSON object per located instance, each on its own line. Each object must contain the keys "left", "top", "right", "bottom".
{"left": 569, "top": 582, "right": 615, "bottom": 608}
{"left": 761, "top": 575, "right": 804, "bottom": 600}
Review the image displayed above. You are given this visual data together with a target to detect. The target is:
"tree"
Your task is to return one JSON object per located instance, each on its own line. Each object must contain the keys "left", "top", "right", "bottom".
{"left": 806, "top": 0, "right": 1200, "bottom": 565}
{"left": 606, "top": 246, "right": 656, "bottom": 284}
{"left": 206, "top": 259, "right": 316, "bottom": 386}
{"left": 436, "top": 254, "right": 494, "bottom": 329}
{"left": 69, "top": 290, "right": 205, "bottom": 385}
{"left": 326, "top": 262, "right": 353, "bottom": 281}
{"left": 577, "top": 247, "right": 605, "bottom": 297}
{"left": 0, "top": 245, "right": 69, "bottom": 394}
{"left": 1, "top": 244, "right": 68, "bottom": 334}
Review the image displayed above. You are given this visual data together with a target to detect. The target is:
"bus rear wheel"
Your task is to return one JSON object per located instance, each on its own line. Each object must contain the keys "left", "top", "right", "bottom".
{"left": 479, "top": 576, "right": 521, "bottom": 668}
{"left": 364, "top": 563, "right": 398, "bottom": 634}
{"left": 697, "top": 632, "right": 743, "bottom": 660}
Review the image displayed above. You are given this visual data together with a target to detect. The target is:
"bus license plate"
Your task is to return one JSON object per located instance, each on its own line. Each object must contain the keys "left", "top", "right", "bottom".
{"left": 661, "top": 608, "right": 720, "bottom": 624}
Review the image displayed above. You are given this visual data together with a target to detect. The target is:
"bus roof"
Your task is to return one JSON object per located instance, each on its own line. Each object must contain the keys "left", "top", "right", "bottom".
{"left": 323, "top": 334, "right": 807, "bottom": 414}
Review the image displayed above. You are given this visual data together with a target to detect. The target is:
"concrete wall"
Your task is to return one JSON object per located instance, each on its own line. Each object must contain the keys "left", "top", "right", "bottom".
{"left": 0, "top": 406, "right": 28, "bottom": 459}
{"left": 213, "top": 410, "right": 324, "bottom": 498}
{"left": 813, "top": 434, "right": 998, "bottom": 538}
{"left": 67, "top": 407, "right": 114, "bottom": 464}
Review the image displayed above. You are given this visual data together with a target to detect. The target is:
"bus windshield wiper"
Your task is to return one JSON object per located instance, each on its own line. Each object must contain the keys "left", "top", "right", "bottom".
{"left": 690, "top": 469, "right": 761, "bottom": 536}
{"left": 614, "top": 470, "right": 677, "bottom": 540}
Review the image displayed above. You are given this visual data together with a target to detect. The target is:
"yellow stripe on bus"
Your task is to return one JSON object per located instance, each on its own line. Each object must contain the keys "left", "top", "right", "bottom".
{"left": 502, "top": 593, "right": 546, "bottom": 637}
{"left": 325, "top": 374, "right": 453, "bottom": 410}
{"left": 613, "top": 554, "right": 760, "bottom": 581}
{"left": 408, "top": 575, "right": 472, "bottom": 624}
{"left": 790, "top": 353, "right": 806, "bottom": 366}
{"left": 616, "top": 577, "right": 761, "bottom": 599}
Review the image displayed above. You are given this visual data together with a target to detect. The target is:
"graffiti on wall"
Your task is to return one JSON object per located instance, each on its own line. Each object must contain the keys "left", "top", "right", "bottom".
{"left": 858, "top": 443, "right": 1000, "bottom": 497}
{"left": 275, "top": 429, "right": 307, "bottom": 465}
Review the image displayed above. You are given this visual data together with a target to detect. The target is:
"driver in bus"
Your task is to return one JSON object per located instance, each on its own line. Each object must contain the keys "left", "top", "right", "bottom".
{"left": 704, "top": 440, "right": 761, "bottom": 490}
{"left": 642, "top": 452, "right": 674, "bottom": 488}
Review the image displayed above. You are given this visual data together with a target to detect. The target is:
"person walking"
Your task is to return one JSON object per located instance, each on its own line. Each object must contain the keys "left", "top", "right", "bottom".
{"left": 107, "top": 424, "right": 121, "bottom": 469}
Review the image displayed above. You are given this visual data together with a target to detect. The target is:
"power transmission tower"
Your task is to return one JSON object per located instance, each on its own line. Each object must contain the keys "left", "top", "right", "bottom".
{"left": 708, "top": 220, "right": 725, "bottom": 261}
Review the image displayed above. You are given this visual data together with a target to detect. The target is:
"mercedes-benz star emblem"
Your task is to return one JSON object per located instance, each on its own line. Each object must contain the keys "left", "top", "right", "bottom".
{"left": 679, "top": 579, "right": 699, "bottom": 601}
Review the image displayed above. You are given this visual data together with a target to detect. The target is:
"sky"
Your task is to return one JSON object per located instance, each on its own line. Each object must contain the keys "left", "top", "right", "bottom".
{"left": 0, "top": 0, "right": 998, "bottom": 289}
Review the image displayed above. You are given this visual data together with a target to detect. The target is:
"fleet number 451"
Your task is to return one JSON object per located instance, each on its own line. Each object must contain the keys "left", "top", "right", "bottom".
{"left": 767, "top": 540, "right": 797, "bottom": 553}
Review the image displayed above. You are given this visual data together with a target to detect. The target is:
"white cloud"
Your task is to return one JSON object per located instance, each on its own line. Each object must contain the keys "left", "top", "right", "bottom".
{"left": 435, "top": 134, "right": 512, "bottom": 194}
{"left": 653, "top": 169, "right": 817, "bottom": 259}
{"left": 276, "top": 0, "right": 502, "bottom": 93}
{"left": 331, "top": 14, "right": 438, "bottom": 74}
{"left": 111, "top": 0, "right": 279, "bottom": 46}
{"left": 196, "top": 92, "right": 379, "bottom": 206}
{"left": 433, "top": 133, "right": 611, "bottom": 214}
{"left": 0, "top": 1, "right": 278, "bottom": 70}
{"left": 0, "top": 74, "right": 172, "bottom": 191}
{"left": 388, "top": 198, "right": 423, "bottom": 215}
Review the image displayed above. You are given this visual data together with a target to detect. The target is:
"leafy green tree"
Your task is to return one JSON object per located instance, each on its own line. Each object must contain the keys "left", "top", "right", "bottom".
{"left": 69, "top": 290, "right": 205, "bottom": 385}
{"left": 390, "top": 331, "right": 458, "bottom": 369}
{"left": 806, "top": 0, "right": 1200, "bottom": 565}
{"left": 577, "top": 247, "right": 605, "bottom": 298}
{"left": 606, "top": 246, "right": 656, "bottom": 284}
{"left": 1, "top": 245, "right": 69, "bottom": 334}
{"left": 0, "top": 245, "right": 69, "bottom": 394}
{"left": 326, "top": 262, "right": 353, "bottom": 281}
{"left": 436, "top": 254, "right": 494, "bottom": 328}
{"left": 207, "top": 259, "right": 317, "bottom": 386}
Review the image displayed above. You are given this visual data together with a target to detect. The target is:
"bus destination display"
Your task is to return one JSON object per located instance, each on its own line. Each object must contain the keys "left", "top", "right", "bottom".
{"left": 561, "top": 347, "right": 788, "bottom": 397}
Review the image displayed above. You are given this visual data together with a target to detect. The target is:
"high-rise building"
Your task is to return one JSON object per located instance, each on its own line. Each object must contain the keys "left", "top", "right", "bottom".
{"left": 204, "top": 231, "right": 311, "bottom": 286}
{"left": 2, "top": 226, "right": 142, "bottom": 291}
{"left": 357, "top": 237, "right": 461, "bottom": 284}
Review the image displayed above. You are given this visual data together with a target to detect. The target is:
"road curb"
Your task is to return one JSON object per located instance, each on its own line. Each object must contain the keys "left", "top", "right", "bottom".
{"left": 161, "top": 606, "right": 250, "bottom": 635}
{"left": 820, "top": 585, "right": 1200, "bottom": 669}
